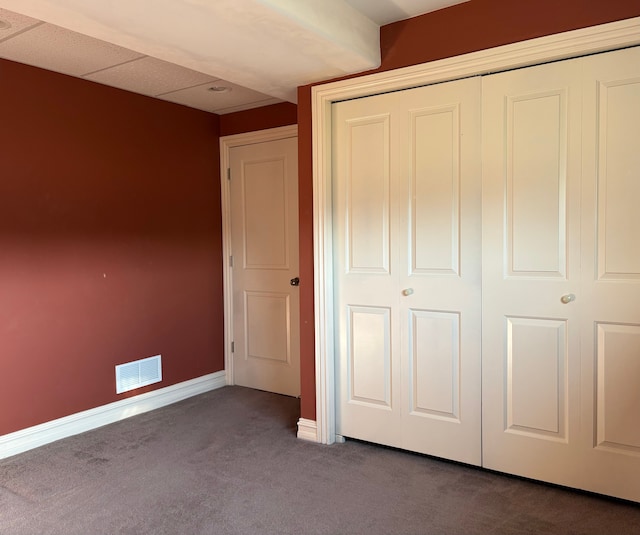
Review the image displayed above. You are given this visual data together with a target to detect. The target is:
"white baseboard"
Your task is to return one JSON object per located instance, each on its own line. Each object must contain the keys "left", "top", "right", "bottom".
{"left": 297, "top": 418, "right": 318, "bottom": 442}
{"left": 0, "top": 371, "right": 227, "bottom": 459}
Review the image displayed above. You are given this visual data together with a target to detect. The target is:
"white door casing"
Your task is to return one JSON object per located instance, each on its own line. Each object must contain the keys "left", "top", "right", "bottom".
{"left": 220, "top": 126, "right": 300, "bottom": 396}
{"left": 332, "top": 77, "right": 482, "bottom": 464}
{"left": 312, "top": 17, "right": 640, "bottom": 449}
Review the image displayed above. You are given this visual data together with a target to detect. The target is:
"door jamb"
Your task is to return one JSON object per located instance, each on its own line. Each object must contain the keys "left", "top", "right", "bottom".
{"left": 312, "top": 17, "right": 640, "bottom": 444}
{"left": 220, "top": 125, "right": 299, "bottom": 385}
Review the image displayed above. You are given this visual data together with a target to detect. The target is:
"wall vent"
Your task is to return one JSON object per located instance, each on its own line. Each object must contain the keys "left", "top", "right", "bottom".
{"left": 115, "top": 355, "right": 162, "bottom": 394}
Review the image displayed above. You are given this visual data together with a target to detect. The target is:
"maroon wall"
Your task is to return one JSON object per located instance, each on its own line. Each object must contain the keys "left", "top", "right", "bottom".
{"left": 297, "top": 0, "right": 640, "bottom": 421}
{"left": 220, "top": 102, "right": 297, "bottom": 136}
{"left": 0, "top": 59, "right": 223, "bottom": 435}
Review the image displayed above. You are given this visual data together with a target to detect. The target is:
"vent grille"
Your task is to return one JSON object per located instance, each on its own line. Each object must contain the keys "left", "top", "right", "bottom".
{"left": 115, "top": 355, "right": 162, "bottom": 394}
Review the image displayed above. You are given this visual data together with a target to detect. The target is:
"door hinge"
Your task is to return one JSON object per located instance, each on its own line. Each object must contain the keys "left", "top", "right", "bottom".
{"left": 231, "top": 341, "right": 235, "bottom": 353}
{"left": 229, "top": 255, "right": 233, "bottom": 267}
{"left": 227, "top": 168, "right": 231, "bottom": 180}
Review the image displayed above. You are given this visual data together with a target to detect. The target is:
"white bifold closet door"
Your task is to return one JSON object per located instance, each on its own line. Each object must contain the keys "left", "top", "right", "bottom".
{"left": 332, "top": 77, "right": 482, "bottom": 465}
{"left": 482, "top": 46, "right": 640, "bottom": 502}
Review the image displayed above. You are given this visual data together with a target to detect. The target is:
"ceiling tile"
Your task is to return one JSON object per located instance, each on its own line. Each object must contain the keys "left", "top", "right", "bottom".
{"left": 84, "top": 56, "right": 217, "bottom": 97}
{"left": 157, "top": 80, "right": 281, "bottom": 114}
{"left": 0, "top": 8, "right": 41, "bottom": 39}
{"left": 0, "top": 22, "right": 144, "bottom": 76}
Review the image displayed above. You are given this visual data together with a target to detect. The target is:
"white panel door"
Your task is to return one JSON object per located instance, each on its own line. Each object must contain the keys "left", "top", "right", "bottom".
{"left": 333, "top": 91, "right": 401, "bottom": 447}
{"left": 229, "top": 137, "right": 300, "bottom": 396}
{"left": 333, "top": 77, "right": 482, "bottom": 464}
{"left": 483, "top": 47, "right": 640, "bottom": 502}
{"left": 482, "top": 58, "right": 584, "bottom": 486}
{"left": 579, "top": 46, "right": 640, "bottom": 501}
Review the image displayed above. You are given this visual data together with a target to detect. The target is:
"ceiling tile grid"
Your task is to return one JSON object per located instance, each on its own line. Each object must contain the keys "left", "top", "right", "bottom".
{"left": 84, "top": 56, "right": 217, "bottom": 97}
{"left": 0, "top": 7, "right": 40, "bottom": 39}
{"left": 0, "top": 1, "right": 467, "bottom": 114}
{"left": 0, "top": 22, "right": 144, "bottom": 76}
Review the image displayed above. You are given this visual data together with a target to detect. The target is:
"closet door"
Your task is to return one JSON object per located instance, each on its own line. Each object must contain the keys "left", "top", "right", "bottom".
{"left": 333, "top": 77, "right": 482, "bottom": 464}
{"left": 483, "top": 47, "right": 640, "bottom": 502}
{"left": 333, "top": 90, "right": 402, "bottom": 449}
{"left": 398, "top": 79, "right": 481, "bottom": 463}
{"left": 481, "top": 58, "right": 584, "bottom": 487}
{"left": 579, "top": 46, "right": 640, "bottom": 501}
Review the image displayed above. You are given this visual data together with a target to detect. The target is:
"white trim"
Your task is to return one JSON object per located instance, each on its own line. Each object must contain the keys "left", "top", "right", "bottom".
{"left": 296, "top": 418, "right": 318, "bottom": 442}
{"left": 312, "top": 17, "right": 640, "bottom": 445}
{"left": 219, "top": 125, "right": 298, "bottom": 386}
{"left": 0, "top": 371, "right": 226, "bottom": 459}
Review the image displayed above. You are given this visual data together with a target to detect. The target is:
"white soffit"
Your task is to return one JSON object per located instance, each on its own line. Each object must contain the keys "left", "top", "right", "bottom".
{"left": 343, "top": 0, "right": 469, "bottom": 25}
{"left": 0, "top": 0, "right": 381, "bottom": 102}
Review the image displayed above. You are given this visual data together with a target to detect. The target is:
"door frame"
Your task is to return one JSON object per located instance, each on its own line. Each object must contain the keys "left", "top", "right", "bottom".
{"left": 220, "top": 125, "right": 299, "bottom": 385}
{"left": 311, "top": 17, "right": 640, "bottom": 445}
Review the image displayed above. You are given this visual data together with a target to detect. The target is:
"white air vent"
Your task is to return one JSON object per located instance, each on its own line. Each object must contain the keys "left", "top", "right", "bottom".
{"left": 115, "top": 355, "right": 162, "bottom": 394}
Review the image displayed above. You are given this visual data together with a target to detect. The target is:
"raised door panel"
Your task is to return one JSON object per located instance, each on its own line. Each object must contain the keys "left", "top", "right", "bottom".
{"left": 507, "top": 90, "right": 567, "bottom": 278}
{"left": 595, "top": 75, "right": 640, "bottom": 280}
{"left": 506, "top": 317, "right": 567, "bottom": 441}
{"left": 348, "top": 306, "right": 392, "bottom": 407}
{"left": 245, "top": 291, "right": 290, "bottom": 363}
{"left": 410, "top": 105, "right": 460, "bottom": 275}
{"left": 242, "top": 159, "right": 289, "bottom": 269}
{"left": 408, "top": 310, "right": 460, "bottom": 420}
{"left": 346, "top": 116, "right": 391, "bottom": 274}
{"left": 595, "top": 323, "right": 640, "bottom": 455}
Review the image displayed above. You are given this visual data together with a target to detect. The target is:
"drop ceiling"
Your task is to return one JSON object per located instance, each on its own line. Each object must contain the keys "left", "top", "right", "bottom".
{"left": 0, "top": 1, "right": 468, "bottom": 115}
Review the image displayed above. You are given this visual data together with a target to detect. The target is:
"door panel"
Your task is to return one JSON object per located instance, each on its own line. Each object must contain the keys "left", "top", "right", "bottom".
{"left": 399, "top": 79, "right": 481, "bottom": 464}
{"left": 230, "top": 137, "right": 300, "bottom": 396}
{"left": 346, "top": 115, "right": 391, "bottom": 273}
{"left": 333, "top": 45, "right": 640, "bottom": 502}
{"left": 334, "top": 77, "right": 482, "bottom": 464}
{"left": 410, "top": 105, "right": 460, "bottom": 274}
{"left": 349, "top": 305, "right": 392, "bottom": 406}
{"left": 481, "top": 58, "right": 583, "bottom": 486}
{"left": 334, "top": 91, "right": 402, "bottom": 448}
{"left": 579, "top": 46, "right": 640, "bottom": 501}
{"left": 506, "top": 317, "right": 568, "bottom": 440}
{"left": 595, "top": 323, "right": 640, "bottom": 453}
{"left": 484, "top": 47, "right": 640, "bottom": 502}
{"left": 507, "top": 90, "right": 568, "bottom": 277}
{"left": 409, "top": 309, "right": 460, "bottom": 419}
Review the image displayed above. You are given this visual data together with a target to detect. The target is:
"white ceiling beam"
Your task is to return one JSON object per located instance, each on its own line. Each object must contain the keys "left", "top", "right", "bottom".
{"left": 0, "top": 0, "right": 381, "bottom": 102}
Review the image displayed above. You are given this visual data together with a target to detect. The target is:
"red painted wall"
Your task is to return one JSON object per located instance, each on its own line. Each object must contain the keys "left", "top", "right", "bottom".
{"left": 0, "top": 59, "right": 223, "bottom": 435}
{"left": 220, "top": 102, "right": 297, "bottom": 136}
{"left": 297, "top": 1, "right": 640, "bottom": 421}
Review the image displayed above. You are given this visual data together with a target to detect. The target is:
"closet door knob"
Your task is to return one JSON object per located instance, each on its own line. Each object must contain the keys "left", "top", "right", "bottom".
{"left": 402, "top": 288, "right": 414, "bottom": 296}
{"left": 560, "top": 293, "right": 575, "bottom": 304}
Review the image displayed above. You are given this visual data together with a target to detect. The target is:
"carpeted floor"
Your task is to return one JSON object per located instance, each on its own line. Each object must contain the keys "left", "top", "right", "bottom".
{"left": 1, "top": 386, "right": 639, "bottom": 535}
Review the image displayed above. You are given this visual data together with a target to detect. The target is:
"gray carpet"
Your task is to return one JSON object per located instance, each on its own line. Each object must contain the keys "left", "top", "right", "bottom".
{"left": 1, "top": 386, "right": 639, "bottom": 535}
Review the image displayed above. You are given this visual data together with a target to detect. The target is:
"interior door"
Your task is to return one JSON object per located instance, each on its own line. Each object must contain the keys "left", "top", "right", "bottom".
{"left": 482, "top": 47, "right": 640, "bottom": 502}
{"left": 481, "top": 58, "right": 584, "bottom": 487}
{"left": 578, "top": 46, "right": 640, "bottom": 501}
{"left": 333, "top": 77, "right": 482, "bottom": 465}
{"left": 229, "top": 136, "right": 300, "bottom": 396}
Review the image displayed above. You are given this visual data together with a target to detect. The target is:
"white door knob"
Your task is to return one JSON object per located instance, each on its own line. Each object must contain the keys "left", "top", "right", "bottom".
{"left": 402, "top": 288, "right": 414, "bottom": 296}
{"left": 560, "top": 293, "right": 576, "bottom": 304}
